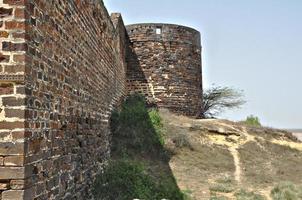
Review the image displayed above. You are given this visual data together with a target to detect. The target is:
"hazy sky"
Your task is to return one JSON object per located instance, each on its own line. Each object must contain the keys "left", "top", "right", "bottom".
{"left": 104, "top": 0, "right": 302, "bottom": 129}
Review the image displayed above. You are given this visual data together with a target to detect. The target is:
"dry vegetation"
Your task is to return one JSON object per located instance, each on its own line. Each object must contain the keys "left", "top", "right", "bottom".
{"left": 160, "top": 109, "right": 302, "bottom": 200}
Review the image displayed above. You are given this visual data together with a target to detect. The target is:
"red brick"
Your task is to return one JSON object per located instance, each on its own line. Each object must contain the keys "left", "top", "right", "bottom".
{"left": 0, "top": 122, "right": 25, "bottom": 129}
{"left": 3, "top": 0, "right": 25, "bottom": 6}
{"left": 11, "top": 131, "right": 27, "bottom": 140}
{"left": 14, "top": 8, "right": 25, "bottom": 19}
{"left": 13, "top": 54, "right": 26, "bottom": 63}
{"left": 5, "top": 21, "right": 25, "bottom": 30}
{"left": 0, "top": 53, "right": 10, "bottom": 63}
{"left": 0, "top": 8, "right": 13, "bottom": 18}
{"left": 2, "top": 42, "right": 28, "bottom": 52}
{"left": 5, "top": 108, "right": 25, "bottom": 118}
{"left": 11, "top": 32, "right": 26, "bottom": 40}
{"left": 0, "top": 83, "right": 14, "bottom": 95}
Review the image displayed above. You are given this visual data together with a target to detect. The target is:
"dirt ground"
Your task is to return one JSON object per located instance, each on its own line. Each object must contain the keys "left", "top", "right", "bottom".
{"left": 160, "top": 110, "right": 302, "bottom": 200}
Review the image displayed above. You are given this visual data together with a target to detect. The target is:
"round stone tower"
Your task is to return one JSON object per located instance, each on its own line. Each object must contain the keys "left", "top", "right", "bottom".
{"left": 126, "top": 23, "right": 203, "bottom": 117}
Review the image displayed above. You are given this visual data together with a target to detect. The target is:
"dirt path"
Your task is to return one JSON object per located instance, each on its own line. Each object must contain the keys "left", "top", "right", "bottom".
{"left": 229, "top": 146, "right": 241, "bottom": 184}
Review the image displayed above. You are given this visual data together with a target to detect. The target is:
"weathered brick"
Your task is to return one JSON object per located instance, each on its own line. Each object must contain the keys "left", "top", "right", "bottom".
{"left": 2, "top": 42, "right": 27, "bottom": 52}
{"left": 0, "top": 122, "right": 24, "bottom": 130}
{"left": 0, "top": 167, "right": 26, "bottom": 179}
{"left": 0, "top": 156, "right": 3, "bottom": 165}
{"left": 5, "top": 21, "right": 25, "bottom": 30}
{"left": 0, "top": 83, "right": 14, "bottom": 95}
{"left": 4, "top": 65, "right": 26, "bottom": 73}
{"left": 0, "top": 142, "right": 24, "bottom": 155}
{"left": 13, "top": 54, "right": 26, "bottom": 63}
{"left": 11, "top": 32, "right": 26, "bottom": 40}
{"left": 10, "top": 179, "right": 32, "bottom": 190}
{"left": 14, "top": 8, "right": 25, "bottom": 19}
{"left": 3, "top": 0, "right": 25, "bottom": 6}
{"left": 16, "top": 86, "right": 32, "bottom": 95}
{"left": 2, "top": 188, "right": 34, "bottom": 200}
{"left": 4, "top": 155, "right": 24, "bottom": 166}
{"left": 4, "top": 109, "right": 25, "bottom": 118}
{"left": 2, "top": 97, "right": 26, "bottom": 107}
{"left": 0, "top": 54, "right": 10, "bottom": 63}
{"left": 0, "top": 8, "right": 13, "bottom": 18}
{"left": 11, "top": 131, "right": 29, "bottom": 141}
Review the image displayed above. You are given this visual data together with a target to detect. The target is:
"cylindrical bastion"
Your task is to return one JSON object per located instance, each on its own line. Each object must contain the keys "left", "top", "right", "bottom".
{"left": 126, "top": 23, "right": 203, "bottom": 117}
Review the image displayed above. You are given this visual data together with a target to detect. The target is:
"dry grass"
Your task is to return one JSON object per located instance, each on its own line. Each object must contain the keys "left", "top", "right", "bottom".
{"left": 159, "top": 109, "right": 302, "bottom": 200}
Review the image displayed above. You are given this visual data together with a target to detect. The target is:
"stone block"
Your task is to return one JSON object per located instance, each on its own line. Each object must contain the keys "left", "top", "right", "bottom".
{"left": 0, "top": 167, "right": 26, "bottom": 179}
{"left": 2, "top": 188, "right": 34, "bottom": 200}
{"left": 0, "top": 142, "right": 24, "bottom": 156}
{"left": 4, "top": 156, "right": 24, "bottom": 166}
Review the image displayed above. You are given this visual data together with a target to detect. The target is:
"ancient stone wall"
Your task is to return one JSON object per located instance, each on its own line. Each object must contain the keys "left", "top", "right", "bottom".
{"left": 0, "top": 0, "right": 127, "bottom": 199}
{"left": 0, "top": 1, "right": 203, "bottom": 199}
{"left": 126, "top": 23, "right": 203, "bottom": 117}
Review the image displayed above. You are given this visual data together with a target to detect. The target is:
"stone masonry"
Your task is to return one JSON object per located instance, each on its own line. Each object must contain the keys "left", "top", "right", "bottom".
{"left": 126, "top": 23, "right": 203, "bottom": 116}
{"left": 0, "top": 0, "right": 203, "bottom": 199}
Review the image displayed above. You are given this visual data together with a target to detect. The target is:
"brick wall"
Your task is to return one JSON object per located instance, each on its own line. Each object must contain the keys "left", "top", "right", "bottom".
{"left": 126, "top": 23, "right": 203, "bottom": 117}
{"left": 0, "top": 0, "right": 30, "bottom": 199}
{"left": 0, "top": 0, "right": 127, "bottom": 199}
{"left": 0, "top": 1, "right": 203, "bottom": 199}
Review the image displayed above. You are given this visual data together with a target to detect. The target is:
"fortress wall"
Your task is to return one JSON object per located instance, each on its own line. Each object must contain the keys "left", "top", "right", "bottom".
{"left": 0, "top": 0, "right": 127, "bottom": 199}
{"left": 126, "top": 23, "right": 203, "bottom": 117}
{"left": 0, "top": 1, "right": 204, "bottom": 199}
{"left": 0, "top": 0, "right": 29, "bottom": 199}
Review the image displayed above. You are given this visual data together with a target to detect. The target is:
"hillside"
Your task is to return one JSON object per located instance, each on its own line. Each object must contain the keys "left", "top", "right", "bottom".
{"left": 161, "top": 110, "right": 302, "bottom": 199}
{"left": 92, "top": 96, "right": 302, "bottom": 200}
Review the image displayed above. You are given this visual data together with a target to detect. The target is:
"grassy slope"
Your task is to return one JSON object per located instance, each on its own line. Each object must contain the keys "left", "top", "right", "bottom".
{"left": 161, "top": 109, "right": 302, "bottom": 200}
{"left": 93, "top": 95, "right": 302, "bottom": 200}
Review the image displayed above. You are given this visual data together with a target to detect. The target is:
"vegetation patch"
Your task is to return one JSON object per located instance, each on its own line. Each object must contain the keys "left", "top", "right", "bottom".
{"left": 241, "top": 115, "right": 261, "bottom": 127}
{"left": 235, "top": 189, "right": 265, "bottom": 200}
{"left": 210, "top": 177, "right": 235, "bottom": 193}
{"left": 271, "top": 182, "right": 302, "bottom": 200}
{"left": 93, "top": 94, "right": 185, "bottom": 200}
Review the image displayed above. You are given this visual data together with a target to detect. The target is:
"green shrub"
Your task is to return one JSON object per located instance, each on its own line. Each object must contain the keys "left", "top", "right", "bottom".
{"left": 235, "top": 189, "right": 265, "bottom": 200}
{"left": 93, "top": 160, "right": 184, "bottom": 200}
{"left": 271, "top": 182, "right": 302, "bottom": 200}
{"left": 111, "top": 94, "right": 164, "bottom": 154}
{"left": 242, "top": 115, "right": 261, "bottom": 127}
{"left": 93, "top": 160, "right": 157, "bottom": 200}
{"left": 106, "top": 94, "right": 184, "bottom": 199}
{"left": 148, "top": 108, "right": 165, "bottom": 146}
{"left": 110, "top": 94, "right": 164, "bottom": 155}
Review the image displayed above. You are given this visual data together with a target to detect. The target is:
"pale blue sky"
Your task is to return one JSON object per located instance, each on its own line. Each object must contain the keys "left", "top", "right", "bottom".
{"left": 104, "top": 0, "right": 302, "bottom": 129}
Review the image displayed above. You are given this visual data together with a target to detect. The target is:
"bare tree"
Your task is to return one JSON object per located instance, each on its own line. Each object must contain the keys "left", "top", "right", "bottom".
{"left": 201, "top": 85, "right": 246, "bottom": 118}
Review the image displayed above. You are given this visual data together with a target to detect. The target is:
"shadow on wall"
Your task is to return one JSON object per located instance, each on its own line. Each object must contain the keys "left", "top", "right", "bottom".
{"left": 126, "top": 42, "right": 155, "bottom": 105}
{"left": 93, "top": 94, "right": 185, "bottom": 200}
